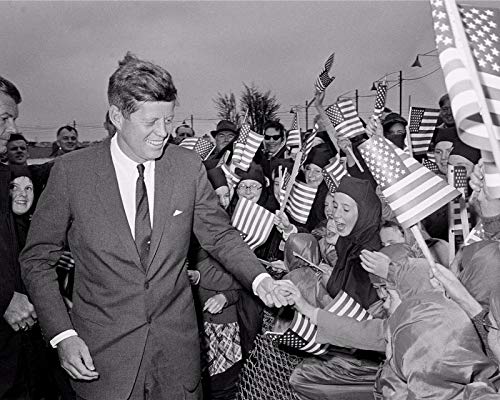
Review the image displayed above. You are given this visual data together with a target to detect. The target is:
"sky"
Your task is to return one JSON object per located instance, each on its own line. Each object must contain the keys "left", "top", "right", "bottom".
{"left": 1, "top": 0, "right": 498, "bottom": 142}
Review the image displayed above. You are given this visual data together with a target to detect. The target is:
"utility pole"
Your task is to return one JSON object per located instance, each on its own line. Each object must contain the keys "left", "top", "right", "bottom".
{"left": 355, "top": 89, "right": 359, "bottom": 112}
{"left": 190, "top": 114, "right": 194, "bottom": 129}
{"left": 399, "top": 70, "right": 403, "bottom": 115}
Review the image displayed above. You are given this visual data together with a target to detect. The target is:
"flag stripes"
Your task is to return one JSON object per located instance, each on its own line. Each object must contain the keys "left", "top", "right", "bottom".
{"left": 287, "top": 113, "right": 301, "bottom": 148}
{"left": 179, "top": 137, "right": 216, "bottom": 160}
{"left": 232, "top": 124, "right": 264, "bottom": 172}
{"left": 285, "top": 181, "right": 318, "bottom": 224}
{"left": 231, "top": 197, "right": 275, "bottom": 250}
{"left": 325, "top": 100, "right": 365, "bottom": 139}
{"left": 315, "top": 52, "right": 335, "bottom": 93}
{"left": 359, "top": 136, "right": 460, "bottom": 229}
{"left": 408, "top": 107, "right": 440, "bottom": 155}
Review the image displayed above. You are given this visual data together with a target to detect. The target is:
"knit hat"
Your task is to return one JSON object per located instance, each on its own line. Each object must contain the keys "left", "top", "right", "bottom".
{"left": 450, "top": 139, "right": 481, "bottom": 164}
{"left": 236, "top": 162, "right": 265, "bottom": 186}
{"left": 207, "top": 167, "right": 228, "bottom": 190}
{"left": 304, "top": 143, "right": 334, "bottom": 169}
{"left": 434, "top": 127, "right": 459, "bottom": 144}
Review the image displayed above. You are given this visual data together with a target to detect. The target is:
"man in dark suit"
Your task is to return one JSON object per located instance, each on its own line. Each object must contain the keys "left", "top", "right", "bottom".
{"left": 0, "top": 76, "right": 38, "bottom": 399}
{"left": 20, "top": 53, "right": 292, "bottom": 400}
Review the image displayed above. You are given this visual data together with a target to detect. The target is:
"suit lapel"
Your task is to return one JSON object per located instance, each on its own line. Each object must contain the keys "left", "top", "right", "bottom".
{"left": 94, "top": 140, "right": 143, "bottom": 270}
{"left": 147, "top": 147, "right": 175, "bottom": 269}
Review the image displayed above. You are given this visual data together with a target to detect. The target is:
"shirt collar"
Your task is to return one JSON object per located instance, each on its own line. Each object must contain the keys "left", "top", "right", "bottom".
{"left": 110, "top": 134, "right": 154, "bottom": 170}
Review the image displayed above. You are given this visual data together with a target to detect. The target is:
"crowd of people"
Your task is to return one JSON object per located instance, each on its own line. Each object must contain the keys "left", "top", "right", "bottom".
{"left": 0, "top": 50, "right": 499, "bottom": 400}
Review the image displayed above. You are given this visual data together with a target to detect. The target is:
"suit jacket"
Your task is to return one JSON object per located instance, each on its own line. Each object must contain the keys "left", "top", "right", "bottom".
{"left": 20, "top": 139, "right": 266, "bottom": 400}
{"left": 0, "top": 164, "right": 21, "bottom": 397}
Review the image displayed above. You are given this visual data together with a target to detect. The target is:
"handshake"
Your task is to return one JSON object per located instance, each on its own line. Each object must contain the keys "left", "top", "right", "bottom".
{"left": 255, "top": 277, "right": 314, "bottom": 318}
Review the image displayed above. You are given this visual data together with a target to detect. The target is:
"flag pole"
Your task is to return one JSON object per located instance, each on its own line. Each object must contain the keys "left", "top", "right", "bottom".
{"left": 279, "top": 150, "right": 302, "bottom": 214}
{"left": 410, "top": 224, "right": 436, "bottom": 269}
{"left": 406, "top": 106, "right": 414, "bottom": 158}
{"left": 444, "top": 0, "right": 500, "bottom": 171}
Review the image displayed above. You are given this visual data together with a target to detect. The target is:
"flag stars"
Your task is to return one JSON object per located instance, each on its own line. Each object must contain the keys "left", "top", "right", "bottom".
{"left": 493, "top": 63, "right": 500, "bottom": 72}
{"left": 443, "top": 36, "right": 453, "bottom": 45}
{"left": 479, "top": 13, "right": 488, "bottom": 20}
{"left": 471, "top": 8, "right": 479, "bottom": 14}
{"left": 439, "top": 24, "right": 449, "bottom": 32}
{"left": 489, "top": 21, "right": 497, "bottom": 29}
{"left": 485, "top": 54, "right": 494, "bottom": 63}
{"left": 491, "top": 33, "right": 498, "bottom": 42}
{"left": 470, "top": 34, "right": 479, "bottom": 42}
{"left": 478, "top": 43, "right": 486, "bottom": 52}
{"left": 492, "top": 48, "right": 499, "bottom": 57}
{"left": 437, "top": 11, "right": 446, "bottom": 19}
{"left": 484, "top": 38, "right": 493, "bottom": 46}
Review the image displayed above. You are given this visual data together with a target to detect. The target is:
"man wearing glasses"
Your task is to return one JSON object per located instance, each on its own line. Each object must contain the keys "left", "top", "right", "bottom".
{"left": 257, "top": 120, "right": 289, "bottom": 182}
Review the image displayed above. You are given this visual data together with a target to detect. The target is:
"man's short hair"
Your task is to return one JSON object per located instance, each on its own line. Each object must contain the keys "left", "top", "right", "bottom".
{"left": 7, "top": 133, "right": 27, "bottom": 144}
{"left": 57, "top": 125, "right": 78, "bottom": 137}
{"left": 175, "top": 124, "right": 194, "bottom": 135}
{"left": 263, "top": 120, "right": 285, "bottom": 137}
{"left": 108, "top": 52, "right": 177, "bottom": 118}
{"left": 0, "top": 76, "right": 22, "bottom": 104}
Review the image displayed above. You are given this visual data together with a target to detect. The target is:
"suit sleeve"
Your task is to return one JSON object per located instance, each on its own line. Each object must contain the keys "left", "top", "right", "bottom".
{"left": 191, "top": 162, "right": 267, "bottom": 291}
{"left": 20, "top": 159, "right": 74, "bottom": 340}
{"left": 316, "top": 310, "right": 386, "bottom": 352}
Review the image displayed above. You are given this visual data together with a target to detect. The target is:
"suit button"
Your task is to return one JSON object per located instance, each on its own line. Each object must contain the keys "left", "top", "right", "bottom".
{"left": 144, "top": 282, "right": 149, "bottom": 289}
{"left": 147, "top": 317, "right": 152, "bottom": 324}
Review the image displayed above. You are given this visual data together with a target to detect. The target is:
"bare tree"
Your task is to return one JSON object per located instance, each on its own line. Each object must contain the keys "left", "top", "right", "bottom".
{"left": 240, "top": 83, "right": 280, "bottom": 134}
{"left": 213, "top": 92, "right": 240, "bottom": 125}
{"left": 213, "top": 84, "right": 281, "bottom": 134}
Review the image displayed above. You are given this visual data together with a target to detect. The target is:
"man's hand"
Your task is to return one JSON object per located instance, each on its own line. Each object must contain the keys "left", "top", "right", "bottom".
{"left": 429, "top": 263, "right": 482, "bottom": 318}
{"left": 360, "top": 250, "right": 391, "bottom": 280}
{"left": 278, "top": 280, "right": 317, "bottom": 321}
{"left": 204, "top": 294, "right": 227, "bottom": 314}
{"left": 3, "top": 292, "right": 37, "bottom": 331}
{"left": 57, "top": 250, "right": 75, "bottom": 271}
{"left": 255, "top": 277, "right": 295, "bottom": 308}
{"left": 469, "top": 159, "right": 500, "bottom": 218}
{"left": 57, "top": 336, "right": 99, "bottom": 381}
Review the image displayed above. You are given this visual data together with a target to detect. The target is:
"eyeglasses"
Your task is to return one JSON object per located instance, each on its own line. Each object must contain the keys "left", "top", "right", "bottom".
{"left": 238, "top": 183, "right": 262, "bottom": 192}
{"left": 264, "top": 134, "right": 282, "bottom": 141}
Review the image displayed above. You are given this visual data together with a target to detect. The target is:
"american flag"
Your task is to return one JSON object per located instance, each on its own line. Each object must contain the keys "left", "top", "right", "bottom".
{"left": 422, "top": 158, "right": 440, "bottom": 173}
{"left": 315, "top": 52, "right": 335, "bottom": 93}
{"left": 322, "top": 157, "right": 349, "bottom": 192}
{"left": 299, "top": 130, "right": 318, "bottom": 165}
{"left": 268, "top": 290, "right": 372, "bottom": 356}
{"left": 430, "top": 0, "right": 500, "bottom": 198}
{"left": 358, "top": 135, "right": 461, "bottom": 229}
{"left": 464, "top": 221, "right": 485, "bottom": 245}
{"left": 408, "top": 107, "right": 441, "bottom": 155}
{"left": 232, "top": 123, "right": 264, "bottom": 172}
{"left": 448, "top": 165, "right": 471, "bottom": 235}
{"left": 325, "top": 100, "right": 365, "bottom": 139}
{"left": 287, "top": 113, "right": 301, "bottom": 148}
{"left": 426, "top": 151, "right": 437, "bottom": 165}
{"left": 178, "top": 137, "right": 215, "bottom": 160}
{"left": 278, "top": 166, "right": 292, "bottom": 207}
{"left": 373, "top": 82, "right": 388, "bottom": 120}
{"left": 231, "top": 197, "right": 275, "bottom": 250}
{"left": 285, "top": 181, "right": 318, "bottom": 224}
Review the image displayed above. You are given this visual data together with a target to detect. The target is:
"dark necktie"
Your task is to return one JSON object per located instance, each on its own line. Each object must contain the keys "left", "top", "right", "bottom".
{"left": 135, "top": 164, "right": 151, "bottom": 268}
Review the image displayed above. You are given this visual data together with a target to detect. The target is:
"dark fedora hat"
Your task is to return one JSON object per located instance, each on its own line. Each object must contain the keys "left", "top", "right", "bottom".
{"left": 211, "top": 120, "right": 238, "bottom": 138}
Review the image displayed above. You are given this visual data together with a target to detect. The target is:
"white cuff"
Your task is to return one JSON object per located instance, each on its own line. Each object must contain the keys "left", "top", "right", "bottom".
{"left": 282, "top": 224, "right": 298, "bottom": 241}
{"left": 252, "top": 273, "right": 272, "bottom": 295}
{"left": 50, "top": 329, "right": 78, "bottom": 348}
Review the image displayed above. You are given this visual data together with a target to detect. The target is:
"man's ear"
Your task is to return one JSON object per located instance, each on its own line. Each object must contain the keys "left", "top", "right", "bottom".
{"left": 109, "top": 105, "right": 124, "bottom": 132}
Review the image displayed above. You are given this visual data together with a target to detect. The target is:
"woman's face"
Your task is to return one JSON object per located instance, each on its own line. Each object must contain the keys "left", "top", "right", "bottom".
{"left": 304, "top": 163, "right": 324, "bottom": 187}
{"left": 332, "top": 192, "right": 358, "bottom": 236}
{"left": 10, "top": 176, "right": 34, "bottom": 215}
{"left": 215, "top": 186, "right": 230, "bottom": 209}
{"left": 324, "top": 193, "right": 335, "bottom": 219}
{"left": 379, "top": 227, "right": 405, "bottom": 247}
{"left": 237, "top": 179, "right": 262, "bottom": 203}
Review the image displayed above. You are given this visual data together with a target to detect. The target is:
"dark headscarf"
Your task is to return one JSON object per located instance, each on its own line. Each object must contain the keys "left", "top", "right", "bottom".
{"left": 304, "top": 143, "right": 334, "bottom": 169}
{"left": 326, "top": 176, "right": 381, "bottom": 309}
{"left": 450, "top": 139, "right": 481, "bottom": 164}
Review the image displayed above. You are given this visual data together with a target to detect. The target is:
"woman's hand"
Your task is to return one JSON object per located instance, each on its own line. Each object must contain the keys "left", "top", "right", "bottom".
{"left": 274, "top": 211, "right": 293, "bottom": 234}
{"left": 360, "top": 250, "right": 391, "bottom": 280}
{"left": 204, "top": 294, "right": 227, "bottom": 314}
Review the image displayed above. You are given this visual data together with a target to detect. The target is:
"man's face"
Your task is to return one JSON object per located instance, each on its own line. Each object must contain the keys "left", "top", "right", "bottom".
{"left": 263, "top": 127, "right": 283, "bottom": 155}
{"left": 0, "top": 93, "right": 19, "bottom": 154}
{"left": 7, "top": 140, "right": 28, "bottom": 165}
{"left": 116, "top": 101, "right": 175, "bottom": 163}
{"left": 440, "top": 98, "right": 455, "bottom": 127}
{"left": 434, "top": 141, "right": 454, "bottom": 174}
{"left": 176, "top": 127, "right": 194, "bottom": 141}
{"left": 215, "top": 130, "right": 236, "bottom": 152}
{"left": 57, "top": 128, "right": 78, "bottom": 153}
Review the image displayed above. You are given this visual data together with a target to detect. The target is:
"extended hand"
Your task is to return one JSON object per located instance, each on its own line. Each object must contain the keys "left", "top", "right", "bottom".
{"left": 57, "top": 250, "right": 75, "bottom": 271}
{"left": 204, "top": 294, "right": 227, "bottom": 314}
{"left": 3, "top": 292, "right": 37, "bottom": 331}
{"left": 255, "top": 277, "right": 295, "bottom": 308}
{"left": 187, "top": 270, "right": 201, "bottom": 285}
{"left": 58, "top": 336, "right": 99, "bottom": 381}
{"left": 360, "top": 250, "right": 391, "bottom": 280}
{"left": 274, "top": 211, "right": 293, "bottom": 234}
{"left": 278, "top": 280, "right": 317, "bottom": 320}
